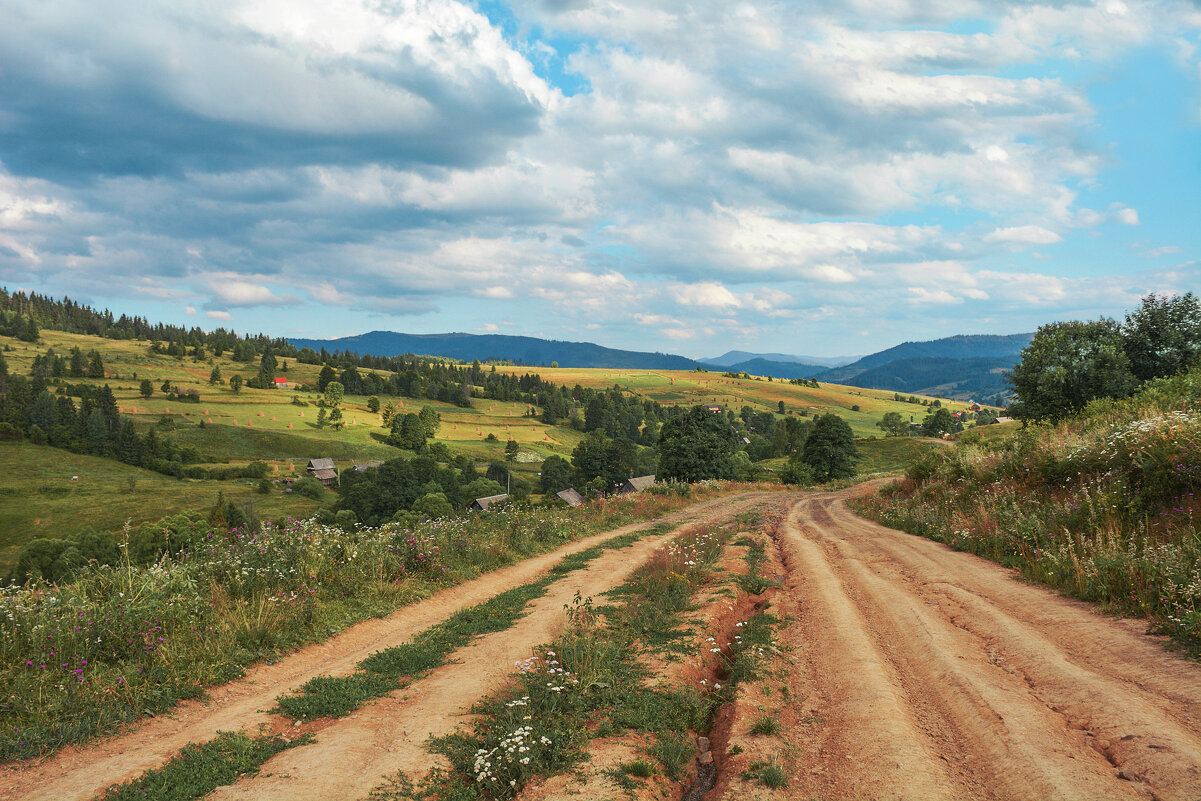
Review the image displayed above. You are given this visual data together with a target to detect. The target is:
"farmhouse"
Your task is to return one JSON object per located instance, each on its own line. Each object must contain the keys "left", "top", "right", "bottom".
{"left": 556, "top": 488, "right": 584, "bottom": 507}
{"left": 470, "top": 493, "right": 509, "bottom": 511}
{"left": 619, "top": 475, "right": 656, "bottom": 494}
{"left": 274, "top": 376, "right": 288, "bottom": 389}
{"left": 704, "top": 405, "right": 723, "bottom": 413}
{"left": 307, "top": 457, "right": 338, "bottom": 487}
{"left": 352, "top": 461, "right": 383, "bottom": 472}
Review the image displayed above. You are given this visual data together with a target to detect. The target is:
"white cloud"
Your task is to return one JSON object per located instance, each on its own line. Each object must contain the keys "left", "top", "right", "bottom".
{"left": 211, "top": 280, "right": 290, "bottom": 306}
{"left": 185, "top": 306, "right": 196, "bottom": 314}
{"left": 206, "top": 310, "right": 232, "bottom": 320}
{"left": 671, "top": 281, "right": 741, "bottom": 308}
{"left": 983, "top": 226, "right": 1063, "bottom": 245}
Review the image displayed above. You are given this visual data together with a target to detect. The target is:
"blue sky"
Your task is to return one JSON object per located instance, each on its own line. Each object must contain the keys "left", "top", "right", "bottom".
{"left": 0, "top": 0, "right": 1198, "bottom": 358}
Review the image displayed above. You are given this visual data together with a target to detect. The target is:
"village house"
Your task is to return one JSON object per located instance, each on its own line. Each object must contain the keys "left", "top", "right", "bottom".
{"left": 619, "top": 475, "right": 656, "bottom": 494}
{"left": 352, "top": 461, "right": 383, "bottom": 472}
{"left": 274, "top": 376, "right": 288, "bottom": 389}
{"left": 307, "top": 457, "right": 338, "bottom": 487}
{"left": 556, "top": 488, "right": 584, "bottom": 507}
{"left": 470, "top": 493, "right": 509, "bottom": 511}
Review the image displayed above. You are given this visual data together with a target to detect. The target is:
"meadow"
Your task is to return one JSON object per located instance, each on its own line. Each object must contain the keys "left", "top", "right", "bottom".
{"left": 494, "top": 365, "right": 975, "bottom": 438}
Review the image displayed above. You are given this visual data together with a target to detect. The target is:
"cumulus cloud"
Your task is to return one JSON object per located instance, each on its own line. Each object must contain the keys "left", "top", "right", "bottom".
{"left": 0, "top": 0, "right": 1195, "bottom": 356}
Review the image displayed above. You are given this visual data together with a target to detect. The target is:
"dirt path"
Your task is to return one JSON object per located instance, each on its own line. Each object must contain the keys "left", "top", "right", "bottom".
{"left": 773, "top": 486, "right": 1201, "bottom": 801}
{"left": 0, "top": 494, "right": 768, "bottom": 801}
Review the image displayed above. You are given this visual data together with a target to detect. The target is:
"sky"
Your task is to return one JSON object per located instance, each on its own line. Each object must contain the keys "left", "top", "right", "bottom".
{"left": 0, "top": 0, "right": 1199, "bottom": 359}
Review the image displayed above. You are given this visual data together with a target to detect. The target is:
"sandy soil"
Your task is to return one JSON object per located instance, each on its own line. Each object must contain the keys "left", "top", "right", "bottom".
{"left": 755, "top": 484, "right": 1201, "bottom": 801}
{"left": 0, "top": 494, "right": 766, "bottom": 801}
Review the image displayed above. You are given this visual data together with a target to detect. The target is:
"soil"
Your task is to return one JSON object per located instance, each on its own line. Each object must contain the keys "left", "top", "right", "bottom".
{"left": 0, "top": 494, "right": 767, "bottom": 801}
{"left": 714, "top": 483, "right": 1201, "bottom": 801}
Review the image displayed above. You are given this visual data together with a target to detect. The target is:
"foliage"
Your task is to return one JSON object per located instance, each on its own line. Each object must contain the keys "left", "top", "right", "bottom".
{"left": 855, "top": 365, "right": 1201, "bottom": 649}
{"left": 1121, "top": 292, "right": 1201, "bottom": 382}
{"left": 799, "top": 413, "right": 858, "bottom": 482}
{"left": 539, "top": 455, "right": 573, "bottom": 494}
{"left": 876, "top": 411, "right": 907, "bottom": 437}
{"left": 658, "top": 406, "right": 738, "bottom": 482}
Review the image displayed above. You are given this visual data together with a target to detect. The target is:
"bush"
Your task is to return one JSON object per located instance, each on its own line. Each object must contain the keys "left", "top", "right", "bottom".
{"left": 257, "top": 478, "right": 272, "bottom": 494}
{"left": 292, "top": 476, "right": 326, "bottom": 499}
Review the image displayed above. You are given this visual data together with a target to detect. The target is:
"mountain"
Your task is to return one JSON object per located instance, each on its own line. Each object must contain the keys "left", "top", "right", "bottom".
{"left": 702, "top": 350, "right": 857, "bottom": 368}
{"left": 813, "top": 333, "right": 1033, "bottom": 403}
{"left": 706, "top": 357, "right": 828, "bottom": 379}
{"left": 288, "top": 331, "right": 699, "bottom": 370}
{"left": 817, "top": 333, "right": 1033, "bottom": 384}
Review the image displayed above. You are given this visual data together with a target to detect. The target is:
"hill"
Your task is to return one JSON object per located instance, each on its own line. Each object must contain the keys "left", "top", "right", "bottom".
{"left": 835, "top": 356, "right": 1017, "bottom": 403}
{"left": 814, "top": 333, "right": 1032, "bottom": 401}
{"left": 702, "top": 350, "right": 856, "bottom": 369}
{"left": 289, "top": 331, "right": 698, "bottom": 370}
{"left": 705, "top": 357, "right": 829, "bottom": 379}
{"left": 854, "top": 364, "right": 1201, "bottom": 649}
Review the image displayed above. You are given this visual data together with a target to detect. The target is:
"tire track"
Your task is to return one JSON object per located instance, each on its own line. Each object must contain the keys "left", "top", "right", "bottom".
{"left": 0, "top": 494, "right": 767, "bottom": 801}
{"left": 777, "top": 487, "right": 1201, "bottom": 801}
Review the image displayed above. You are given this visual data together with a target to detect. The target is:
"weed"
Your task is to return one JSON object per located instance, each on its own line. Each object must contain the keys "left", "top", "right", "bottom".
{"left": 651, "top": 731, "right": 693, "bottom": 781}
{"left": 750, "top": 714, "right": 783, "bottom": 736}
{"left": 743, "top": 756, "right": 789, "bottom": 789}
{"left": 623, "top": 759, "right": 656, "bottom": 777}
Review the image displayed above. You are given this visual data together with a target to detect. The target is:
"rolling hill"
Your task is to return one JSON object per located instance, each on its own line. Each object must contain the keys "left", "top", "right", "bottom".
{"left": 289, "top": 331, "right": 697, "bottom": 370}
{"left": 701, "top": 350, "right": 857, "bottom": 369}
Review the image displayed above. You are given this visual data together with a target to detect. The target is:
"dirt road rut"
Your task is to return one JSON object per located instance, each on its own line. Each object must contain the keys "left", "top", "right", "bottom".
{"left": 776, "top": 487, "right": 1201, "bottom": 801}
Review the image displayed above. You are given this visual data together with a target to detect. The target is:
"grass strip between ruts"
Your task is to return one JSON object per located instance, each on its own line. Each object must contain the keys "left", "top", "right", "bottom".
{"left": 273, "top": 527, "right": 660, "bottom": 720}
{"left": 98, "top": 730, "right": 313, "bottom": 801}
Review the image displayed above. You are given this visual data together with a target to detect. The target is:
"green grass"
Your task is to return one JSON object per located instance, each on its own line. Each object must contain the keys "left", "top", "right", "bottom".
{"left": 743, "top": 757, "right": 789, "bottom": 789}
{"left": 274, "top": 531, "right": 649, "bottom": 720}
{"left": 0, "top": 440, "right": 322, "bottom": 568}
{"left": 98, "top": 730, "right": 313, "bottom": 801}
{"left": 854, "top": 436, "right": 951, "bottom": 474}
{"left": 749, "top": 714, "right": 783, "bottom": 736}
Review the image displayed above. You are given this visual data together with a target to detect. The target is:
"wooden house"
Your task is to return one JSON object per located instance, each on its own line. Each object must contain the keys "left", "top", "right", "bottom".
{"left": 555, "top": 488, "right": 584, "bottom": 507}
{"left": 619, "top": 475, "right": 656, "bottom": 494}
{"left": 307, "top": 457, "right": 338, "bottom": 487}
{"left": 470, "top": 493, "right": 509, "bottom": 511}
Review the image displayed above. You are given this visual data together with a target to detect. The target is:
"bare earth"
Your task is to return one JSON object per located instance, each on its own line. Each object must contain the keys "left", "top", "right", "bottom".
{"left": 772, "top": 485, "right": 1201, "bottom": 801}
{"left": 6, "top": 486, "right": 1201, "bottom": 801}
{"left": 0, "top": 494, "right": 762, "bottom": 801}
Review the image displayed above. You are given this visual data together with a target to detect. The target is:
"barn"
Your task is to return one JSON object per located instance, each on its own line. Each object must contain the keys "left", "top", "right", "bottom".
{"left": 555, "top": 488, "right": 584, "bottom": 507}
{"left": 470, "top": 493, "right": 509, "bottom": 511}
{"left": 619, "top": 475, "right": 656, "bottom": 494}
{"left": 307, "top": 457, "right": 338, "bottom": 487}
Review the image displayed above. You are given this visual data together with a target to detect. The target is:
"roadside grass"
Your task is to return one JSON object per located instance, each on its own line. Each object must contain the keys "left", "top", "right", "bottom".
{"left": 274, "top": 529, "right": 657, "bottom": 720}
{"left": 735, "top": 536, "right": 779, "bottom": 596}
{"left": 743, "top": 756, "right": 789, "bottom": 789}
{"left": 396, "top": 521, "right": 792, "bottom": 800}
{"left": 0, "top": 495, "right": 704, "bottom": 761}
{"left": 97, "top": 730, "right": 313, "bottom": 801}
{"left": 855, "top": 437, "right": 951, "bottom": 474}
{"left": 853, "top": 366, "right": 1201, "bottom": 651}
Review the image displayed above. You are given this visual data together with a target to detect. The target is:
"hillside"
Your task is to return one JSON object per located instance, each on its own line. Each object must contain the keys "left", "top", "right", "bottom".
{"left": 706, "top": 356, "right": 829, "bottom": 379}
{"left": 839, "top": 356, "right": 1017, "bottom": 402}
{"left": 854, "top": 364, "right": 1201, "bottom": 647}
{"left": 702, "top": 350, "right": 856, "bottom": 369}
{"left": 289, "top": 331, "right": 698, "bottom": 370}
{"left": 812, "top": 332, "right": 1032, "bottom": 401}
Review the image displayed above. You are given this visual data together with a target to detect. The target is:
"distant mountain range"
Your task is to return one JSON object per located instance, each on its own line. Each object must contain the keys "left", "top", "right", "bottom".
{"left": 289, "top": 330, "right": 1033, "bottom": 404}
{"left": 701, "top": 350, "right": 858, "bottom": 369}
{"left": 289, "top": 331, "right": 697, "bottom": 370}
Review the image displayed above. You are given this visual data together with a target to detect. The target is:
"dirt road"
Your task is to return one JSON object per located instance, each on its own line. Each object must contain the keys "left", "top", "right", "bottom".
{"left": 0, "top": 494, "right": 764, "bottom": 801}
{"left": 773, "top": 486, "right": 1201, "bottom": 801}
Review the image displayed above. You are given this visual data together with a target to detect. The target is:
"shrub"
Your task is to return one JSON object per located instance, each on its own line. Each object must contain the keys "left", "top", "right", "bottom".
{"left": 291, "top": 476, "right": 326, "bottom": 499}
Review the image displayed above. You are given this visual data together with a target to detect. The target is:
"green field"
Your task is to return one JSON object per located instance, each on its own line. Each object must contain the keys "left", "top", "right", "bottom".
{"left": 1, "top": 330, "right": 976, "bottom": 568}
{"left": 495, "top": 365, "right": 978, "bottom": 437}
{"left": 0, "top": 441, "right": 325, "bottom": 568}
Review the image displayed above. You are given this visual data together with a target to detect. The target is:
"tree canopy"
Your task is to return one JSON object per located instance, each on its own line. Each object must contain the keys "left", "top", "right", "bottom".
{"left": 799, "top": 413, "right": 858, "bottom": 482}
{"left": 657, "top": 406, "right": 738, "bottom": 482}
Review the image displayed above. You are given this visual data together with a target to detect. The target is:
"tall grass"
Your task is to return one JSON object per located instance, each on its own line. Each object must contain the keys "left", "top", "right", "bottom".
{"left": 853, "top": 368, "right": 1201, "bottom": 649}
{"left": 0, "top": 484, "right": 737, "bottom": 760}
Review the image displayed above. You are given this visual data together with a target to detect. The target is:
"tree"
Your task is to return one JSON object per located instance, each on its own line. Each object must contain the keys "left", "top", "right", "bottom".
{"left": 208, "top": 365, "right": 222, "bottom": 385}
{"left": 86, "top": 350, "right": 104, "bottom": 378}
{"left": 160, "top": 380, "right": 172, "bottom": 393}
{"left": 800, "top": 413, "right": 858, "bottom": 482}
{"left": 539, "top": 455, "right": 573, "bottom": 494}
{"left": 418, "top": 405, "right": 440, "bottom": 436}
{"left": 229, "top": 374, "right": 243, "bottom": 394}
{"left": 139, "top": 379, "right": 154, "bottom": 399}
{"left": 503, "top": 439, "right": 519, "bottom": 493}
{"left": 921, "top": 407, "right": 956, "bottom": 437}
{"left": 1121, "top": 292, "right": 1201, "bottom": 381}
{"left": 257, "top": 348, "right": 277, "bottom": 387}
{"left": 390, "top": 413, "right": 428, "bottom": 450}
{"left": 877, "top": 411, "right": 906, "bottom": 437}
{"left": 1008, "top": 320, "right": 1138, "bottom": 423}
{"left": 658, "top": 405, "right": 739, "bottom": 482}
{"left": 367, "top": 396, "right": 380, "bottom": 413}
{"left": 412, "top": 492, "right": 453, "bottom": 519}
{"left": 323, "top": 381, "right": 345, "bottom": 409}
{"left": 317, "top": 364, "right": 337, "bottom": 392}
{"left": 778, "top": 400, "right": 785, "bottom": 414}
